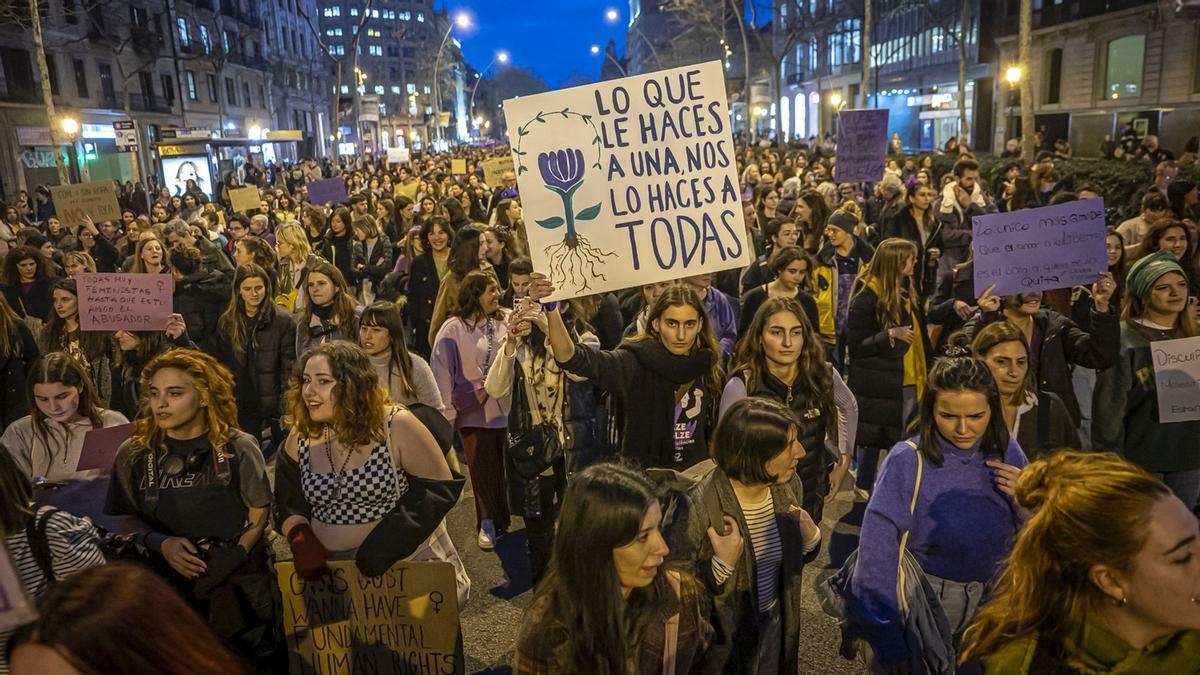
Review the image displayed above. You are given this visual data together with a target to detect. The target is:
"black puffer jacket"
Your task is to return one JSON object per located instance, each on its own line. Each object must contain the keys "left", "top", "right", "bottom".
{"left": 404, "top": 253, "right": 440, "bottom": 358}
{"left": 173, "top": 269, "right": 231, "bottom": 352}
{"left": 0, "top": 323, "right": 38, "bottom": 429}
{"left": 963, "top": 307, "right": 1119, "bottom": 426}
{"left": 846, "top": 284, "right": 930, "bottom": 449}
{"left": 215, "top": 306, "right": 298, "bottom": 421}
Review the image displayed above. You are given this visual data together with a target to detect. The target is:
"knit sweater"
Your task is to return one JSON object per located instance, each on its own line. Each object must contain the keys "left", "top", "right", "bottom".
{"left": 1093, "top": 322, "right": 1200, "bottom": 472}
{"left": 850, "top": 433, "right": 1027, "bottom": 664}
{"left": 430, "top": 313, "right": 511, "bottom": 429}
{"left": 368, "top": 351, "right": 444, "bottom": 414}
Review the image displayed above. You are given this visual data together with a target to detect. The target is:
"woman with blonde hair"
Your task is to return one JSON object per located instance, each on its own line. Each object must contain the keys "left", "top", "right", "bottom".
{"left": 847, "top": 237, "right": 928, "bottom": 492}
{"left": 62, "top": 250, "right": 96, "bottom": 278}
{"left": 274, "top": 220, "right": 320, "bottom": 312}
{"left": 962, "top": 452, "right": 1200, "bottom": 672}
{"left": 104, "top": 348, "right": 275, "bottom": 663}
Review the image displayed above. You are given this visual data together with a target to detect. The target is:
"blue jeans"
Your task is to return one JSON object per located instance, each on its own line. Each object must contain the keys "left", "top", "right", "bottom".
{"left": 1155, "top": 470, "right": 1200, "bottom": 511}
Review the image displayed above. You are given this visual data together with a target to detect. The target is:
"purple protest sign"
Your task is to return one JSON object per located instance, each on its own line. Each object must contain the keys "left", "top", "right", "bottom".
{"left": 835, "top": 109, "right": 889, "bottom": 183}
{"left": 972, "top": 197, "right": 1108, "bottom": 297}
{"left": 77, "top": 273, "right": 173, "bottom": 331}
{"left": 306, "top": 177, "right": 349, "bottom": 205}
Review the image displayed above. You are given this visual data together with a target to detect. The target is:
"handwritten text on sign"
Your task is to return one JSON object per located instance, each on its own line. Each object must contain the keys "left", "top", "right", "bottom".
{"left": 503, "top": 60, "right": 752, "bottom": 301}
{"left": 835, "top": 109, "right": 890, "bottom": 183}
{"left": 50, "top": 181, "right": 122, "bottom": 225}
{"left": 77, "top": 273, "right": 173, "bottom": 331}
{"left": 276, "top": 560, "right": 460, "bottom": 675}
{"left": 1150, "top": 336, "right": 1200, "bottom": 423}
{"left": 972, "top": 198, "right": 1108, "bottom": 297}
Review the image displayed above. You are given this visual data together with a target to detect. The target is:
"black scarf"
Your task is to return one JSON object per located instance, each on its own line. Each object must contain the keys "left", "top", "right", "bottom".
{"left": 620, "top": 340, "right": 712, "bottom": 468}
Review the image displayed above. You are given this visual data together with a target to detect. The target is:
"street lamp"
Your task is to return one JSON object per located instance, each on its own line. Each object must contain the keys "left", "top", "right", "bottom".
{"left": 1005, "top": 66, "right": 1023, "bottom": 85}
{"left": 828, "top": 92, "right": 844, "bottom": 108}
{"left": 60, "top": 117, "right": 79, "bottom": 136}
{"left": 604, "top": 8, "right": 619, "bottom": 23}
{"left": 591, "top": 44, "right": 626, "bottom": 77}
{"left": 590, "top": 44, "right": 600, "bottom": 55}
{"left": 432, "top": 11, "right": 471, "bottom": 146}
{"left": 60, "top": 116, "right": 80, "bottom": 183}
{"left": 469, "top": 49, "right": 509, "bottom": 138}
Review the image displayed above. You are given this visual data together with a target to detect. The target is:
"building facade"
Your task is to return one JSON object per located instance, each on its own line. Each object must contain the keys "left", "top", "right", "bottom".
{"left": 0, "top": 0, "right": 331, "bottom": 198}
{"left": 990, "top": 0, "right": 1200, "bottom": 157}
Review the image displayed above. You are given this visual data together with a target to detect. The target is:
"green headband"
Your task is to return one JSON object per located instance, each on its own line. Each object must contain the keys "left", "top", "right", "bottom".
{"left": 1126, "top": 249, "right": 1184, "bottom": 300}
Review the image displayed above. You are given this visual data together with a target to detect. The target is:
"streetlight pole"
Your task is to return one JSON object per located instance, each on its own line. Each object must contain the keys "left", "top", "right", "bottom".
{"left": 432, "top": 12, "right": 470, "bottom": 147}
{"left": 469, "top": 50, "right": 507, "bottom": 134}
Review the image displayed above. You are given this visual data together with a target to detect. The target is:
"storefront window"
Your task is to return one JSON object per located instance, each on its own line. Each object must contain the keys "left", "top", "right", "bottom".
{"left": 1105, "top": 35, "right": 1144, "bottom": 100}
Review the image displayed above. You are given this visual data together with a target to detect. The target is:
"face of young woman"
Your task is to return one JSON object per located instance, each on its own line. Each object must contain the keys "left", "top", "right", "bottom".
{"left": 1106, "top": 235, "right": 1123, "bottom": 267}
{"left": 16, "top": 258, "right": 36, "bottom": 281}
{"left": 421, "top": 198, "right": 436, "bottom": 214}
{"left": 763, "top": 426, "right": 806, "bottom": 484}
{"left": 148, "top": 367, "right": 205, "bottom": 433}
{"left": 307, "top": 272, "right": 336, "bottom": 307}
{"left": 1009, "top": 291, "right": 1043, "bottom": 316}
{"left": 114, "top": 330, "right": 139, "bottom": 351}
{"left": 1158, "top": 227, "right": 1188, "bottom": 260}
{"left": 141, "top": 240, "right": 164, "bottom": 267}
{"left": 239, "top": 276, "right": 266, "bottom": 311}
{"left": 934, "top": 390, "right": 992, "bottom": 449}
{"left": 792, "top": 200, "right": 811, "bottom": 223}
{"left": 427, "top": 224, "right": 449, "bottom": 253}
{"left": 478, "top": 283, "right": 501, "bottom": 315}
{"left": 652, "top": 304, "right": 703, "bottom": 356}
{"left": 358, "top": 324, "right": 392, "bottom": 356}
{"left": 301, "top": 355, "right": 338, "bottom": 424}
{"left": 276, "top": 239, "right": 293, "bottom": 259}
{"left": 761, "top": 310, "right": 806, "bottom": 367}
{"left": 52, "top": 289, "right": 78, "bottom": 321}
{"left": 39, "top": 242, "right": 55, "bottom": 259}
{"left": 65, "top": 259, "right": 87, "bottom": 278}
{"left": 47, "top": 218, "right": 61, "bottom": 234}
{"left": 234, "top": 241, "right": 255, "bottom": 267}
{"left": 763, "top": 191, "right": 780, "bottom": 211}
{"left": 33, "top": 381, "right": 81, "bottom": 424}
{"left": 482, "top": 231, "right": 504, "bottom": 262}
{"left": 1116, "top": 495, "right": 1200, "bottom": 635}
{"left": 912, "top": 187, "right": 936, "bottom": 210}
{"left": 642, "top": 281, "right": 673, "bottom": 307}
{"left": 612, "top": 501, "right": 670, "bottom": 591}
{"left": 774, "top": 222, "right": 799, "bottom": 249}
{"left": 823, "top": 224, "right": 848, "bottom": 248}
{"left": 1147, "top": 272, "right": 1190, "bottom": 317}
{"left": 983, "top": 340, "right": 1028, "bottom": 400}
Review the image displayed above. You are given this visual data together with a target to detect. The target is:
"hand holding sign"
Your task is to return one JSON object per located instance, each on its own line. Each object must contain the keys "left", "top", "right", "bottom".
{"left": 1092, "top": 272, "right": 1116, "bottom": 313}
{"left": 976, "top": 284, "right": 1000, "bottom": 313}
{"left": 78, "top": 273, "right": 173, "bottom": 332}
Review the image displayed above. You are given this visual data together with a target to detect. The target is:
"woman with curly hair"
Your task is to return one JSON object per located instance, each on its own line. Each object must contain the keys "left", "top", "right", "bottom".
{"left": 273, "top": 341, "right": 462, "bottom": 590}
{"left": 104, "top": 348, "right": 276, "bottom": 663}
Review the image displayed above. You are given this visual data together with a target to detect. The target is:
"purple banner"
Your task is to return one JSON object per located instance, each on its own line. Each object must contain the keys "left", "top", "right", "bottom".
{"left": 835, "top": 108, "right": 889, "bottom": 183}
{"left": 972, "top": 197, "right": 1108, "bottom": 296}
{"left": 306, "top": 177, "right": 349, "bottom": 206}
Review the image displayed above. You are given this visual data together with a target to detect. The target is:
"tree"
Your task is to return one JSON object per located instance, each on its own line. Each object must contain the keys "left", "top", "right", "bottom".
{"left": 0, "top": 0, "right": 70, "bottom": 182}
{"left": 296, "top": 0, "right": 374, "bottom": 155}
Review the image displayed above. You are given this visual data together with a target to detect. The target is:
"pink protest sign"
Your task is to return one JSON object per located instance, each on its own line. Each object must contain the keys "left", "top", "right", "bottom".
{"left": 78, "top": 273, "right": 173, "bottom": 331}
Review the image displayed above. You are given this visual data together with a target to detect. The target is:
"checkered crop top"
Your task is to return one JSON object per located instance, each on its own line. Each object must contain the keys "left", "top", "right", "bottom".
{"left": 299, "top": 436, "right": 410, "bottom": 525}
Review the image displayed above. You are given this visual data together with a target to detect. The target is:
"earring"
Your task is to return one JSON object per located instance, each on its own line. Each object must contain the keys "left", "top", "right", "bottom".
{"left": 1112, "top": 595, "right": 1128, "bottom": 608}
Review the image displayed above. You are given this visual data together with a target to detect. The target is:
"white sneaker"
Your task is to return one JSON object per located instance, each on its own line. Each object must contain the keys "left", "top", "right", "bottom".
{"left": 477, "top": 521, "right": 496, "bottom": 551}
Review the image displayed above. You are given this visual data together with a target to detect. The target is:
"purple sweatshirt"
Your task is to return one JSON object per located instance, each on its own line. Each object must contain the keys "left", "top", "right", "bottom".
{"left": 849, "top": 433, "right": 1027, "bottom": 663}
{"left": 430, "top": 314, "right": 511, "bottom": 429}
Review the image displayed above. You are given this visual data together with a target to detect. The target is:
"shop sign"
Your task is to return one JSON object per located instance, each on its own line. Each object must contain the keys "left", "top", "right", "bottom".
{"left": 15, "top": 126, "right": 52, "bottom": 146}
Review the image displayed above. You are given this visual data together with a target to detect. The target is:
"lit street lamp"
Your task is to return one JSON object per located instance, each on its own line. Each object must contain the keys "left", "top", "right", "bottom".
{"left": 591, "top": 44, "right": 626, "bottom": 77}
{"left": 605, "top": 8, "right": 619, "bottom": 23}
{"left": 432, "top": 11, "right": 471, "bottom": 146}
{"left": 60, "top": 116, "right": 80, "bottom": 183}
{"left": 1005, "top": 66, "right": 1023, "bottom": 85}
{"left": 469, "top": 49, "right": 509, "bottom": 138}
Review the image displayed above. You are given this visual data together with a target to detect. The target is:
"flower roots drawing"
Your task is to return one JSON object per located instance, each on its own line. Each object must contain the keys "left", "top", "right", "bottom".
{"left": 543, "top": 234, "right": 616, "bottom": 292}
{"left": 534, "top": 147, "right": 615, "bottom": 293}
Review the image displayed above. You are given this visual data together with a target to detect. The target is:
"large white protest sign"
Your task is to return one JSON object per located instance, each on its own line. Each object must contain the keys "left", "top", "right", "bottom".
{"left": 1150, "top": 336, "right": 1200, "bottom": 423}
{"left": 503, "top": 60, "right": 753, "bottom": 300}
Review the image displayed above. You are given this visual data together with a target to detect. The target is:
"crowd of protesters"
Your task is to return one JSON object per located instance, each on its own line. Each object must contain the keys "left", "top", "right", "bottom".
{"left": 0, "top": 133, "right": 1197, "bottom": 675}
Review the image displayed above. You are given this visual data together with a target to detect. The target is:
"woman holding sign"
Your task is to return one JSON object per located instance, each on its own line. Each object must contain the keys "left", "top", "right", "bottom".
{"left": 40, "top": 279, "right": 118, "bottom": 405}
{"left": 529, "top": 276, "right": 722, "bottom": 471}
{"left": 105, "top": 349, "right": 277, "bottom": 664}
{"left": 1, "top": 352, "right": 129, "bottom": 481}
{"left": 1094, "top": 250, "right": 1200, "bottom": 508}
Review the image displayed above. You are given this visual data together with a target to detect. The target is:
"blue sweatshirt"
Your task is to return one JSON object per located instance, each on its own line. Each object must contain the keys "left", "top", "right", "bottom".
{"left": 849, "top": 434, "right": 1027, "bottom": 663}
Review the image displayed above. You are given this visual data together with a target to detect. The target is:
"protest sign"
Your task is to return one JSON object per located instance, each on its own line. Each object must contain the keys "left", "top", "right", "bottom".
{"left": 77, "top": 423, "right": 134, "bottom": 472}
{"left": 1150, "top": 336, "right": 1200, "bottom": 423}
{"left": 229, "top": 186, "right": 260, "bottom": 213}
{"left": 972, "top": 198, "right": 1108, "bottom": 297}
{"left": 307, "top": 178, "right": 349, "bottom": 206}
{"left": 502, "top": 60, "right": 753, "bottom": 301}
{"left": 0, "top": 547, "right": 36, "bottom": 633}
{"left": 483, "top": 156, "right": 514, "bottom": 187}
{"left": 77, "top": 273, "right": 173, "bottom": 331}
{"left": 50, "top": 181, "right": 121, "bottom": 225}
{"left": 386, "top": 147, "right": 410, "bottom": 164}
{"left": 835, "top": 109, "right": 889, "bottom": 182}
{"left": 450, "top": 158, "right": 467, "bottom": 175}
{"left": 276, "top": 560, "right": 460, "bottom": 675}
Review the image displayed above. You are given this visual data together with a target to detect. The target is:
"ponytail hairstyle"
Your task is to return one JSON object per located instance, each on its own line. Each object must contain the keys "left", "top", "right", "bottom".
{"left": 630, "top": 284, "right": 723, "bottom": 395}
{"left": 907, "top": 348, "right": 1009, "bottom": 466}
{"left": 961, "top": 452, "right": 1171, "bottom": 662}
{"left": 28, "top": 352, "right": 106, "bottom": 458}
{"left": 854, "top": 237, "right": 918, "bottom": 330}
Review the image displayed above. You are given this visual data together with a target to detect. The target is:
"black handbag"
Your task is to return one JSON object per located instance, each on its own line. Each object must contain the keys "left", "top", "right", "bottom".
{"left": 506, "top": 362, "right": 562, "bottom": 481}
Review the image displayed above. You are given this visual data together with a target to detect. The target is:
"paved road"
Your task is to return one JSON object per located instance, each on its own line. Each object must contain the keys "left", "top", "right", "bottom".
{"left": 451, "top": 476, "right": 872, "bottom": 674}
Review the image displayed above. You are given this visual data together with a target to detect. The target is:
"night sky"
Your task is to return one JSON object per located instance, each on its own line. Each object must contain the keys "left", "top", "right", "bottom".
{"left": 452, "top": 0, "right": 629, "bottom": 89}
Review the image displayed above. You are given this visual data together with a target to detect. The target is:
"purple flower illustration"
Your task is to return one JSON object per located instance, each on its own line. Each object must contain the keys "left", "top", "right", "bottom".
{"left": 534, "top": 147, "right": 601, "bottom": 240}
{"left": 538, "top": 149, "right": 586, "bottom": 194}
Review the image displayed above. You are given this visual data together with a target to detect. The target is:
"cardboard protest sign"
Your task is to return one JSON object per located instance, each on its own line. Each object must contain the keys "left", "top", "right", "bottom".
{"left": 229, "top": 186, "right": 261, "bottom": 213}
{"left": 972, "top": 198, "right": 1108, "bottom": 297}
{"left": 50, "top": 181, "right": 121, "bottom": 225}
{"left": 386, "top": 147, "right": 410, "bottom": 164}
{"left": 77, "top": 273, "right": 173, "bottom": 331}
{"left": 450, "top": 158, "right": 467, "bottom": 175}
{"left": 0, "top": 547, "right": 37, "bottom": 633}
{"left": 1150, "top": 336, "right": 1200, "bottom": 423}
{"left": 307, "top": 178, "right": 349, "bottom": 206}
{"left": 483, "top": 156, "right": 514, "bottom": 187}
{"left": 276, "top": 560, "right": 460, "bottom": 675}
{"left": 503, "top": 60, "right": 753, "bottom": 301}
{"left": 77, "top": 423, "right": 134, "bottom": 472}
{"left": 835, "top": 109, "right": 890, "bottom": 182}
